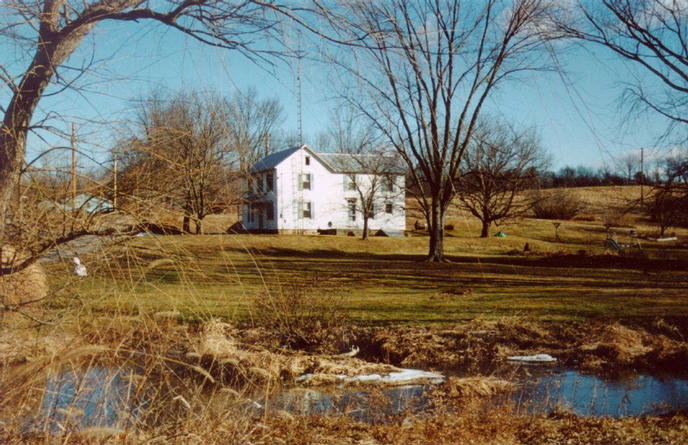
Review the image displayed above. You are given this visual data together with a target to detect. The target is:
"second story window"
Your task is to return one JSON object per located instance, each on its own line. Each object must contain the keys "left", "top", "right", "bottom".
{"left": 305, "top": 156, "right": 310, "bottom": 166}
{"left": 384, "top": 176, "right": 394, "bottom": 192}
{"left": 299, "top": 173, "right": 312, "bottom": 190}
{"left": 346, "top": 175, "right": 356, "bottom": 191}
{"left": 266, "top": 172, "right": 274, "bottom": 192}
{"left": 385, "top": 202, "right": 393, "bottom": 214}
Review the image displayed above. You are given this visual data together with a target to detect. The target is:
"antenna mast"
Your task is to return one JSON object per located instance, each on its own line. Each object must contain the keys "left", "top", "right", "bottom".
{"left": 296, "top": 32, "right": 303, "bottom": 146}
{"left": 71, "top": 122, "right": 77, "bottom": 218}
{"left": 297, "top": 54, "right": 303, "bottom": 146}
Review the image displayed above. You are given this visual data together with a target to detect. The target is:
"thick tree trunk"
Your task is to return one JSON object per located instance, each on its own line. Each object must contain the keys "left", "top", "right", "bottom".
{"left": 0, "top": 14, "right": 93, "bottom": 235}
{"left": 480, "top": 221, "right": 489, "bottom": 238}
{"left": 362, "top": 215, "right": 369, "bottom": 240}
{"left": 426, "top": 200, "right": 445, "bottom": 262}
{"left": 182, "top": 216, "right": 191, "bottom": 233}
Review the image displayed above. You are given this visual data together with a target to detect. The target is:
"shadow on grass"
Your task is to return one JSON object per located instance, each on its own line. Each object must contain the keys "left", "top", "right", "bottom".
{"left": 257, "top": 247, "right": 688, "bottom": 272}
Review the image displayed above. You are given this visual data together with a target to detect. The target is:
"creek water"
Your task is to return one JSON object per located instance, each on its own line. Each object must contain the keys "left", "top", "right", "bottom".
{"left": 273, "top": 367, "right": 688, "bottom": 421}
{"left": 29, "top": 367, "right": 141, "bottom": 434}
{"left": 32, "top": 366, "right": 688, "bottom": 432}
{"left": 513, "top": 367, "right": 688, "bottom": 417}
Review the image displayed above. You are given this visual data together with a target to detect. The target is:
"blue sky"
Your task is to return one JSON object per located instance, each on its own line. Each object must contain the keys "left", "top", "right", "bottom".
{"left": 5, "top": 19, "right": 676, "bottom": 172}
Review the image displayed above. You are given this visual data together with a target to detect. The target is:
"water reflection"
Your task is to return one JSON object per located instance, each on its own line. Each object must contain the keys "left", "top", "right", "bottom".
{"left": 270, "top": 385, "right": 429, "bottom": 423}
{"left": 32, "top": 367, "right": 141, "bottom": 434}
{"left": 272, "top": 368, "right": 688, "bottom": 421}
{"left": 514, "top": 368, "right": 688, "bottom": 417}
{"left": 32, "top": 365, "right": 688, "bottom": 433}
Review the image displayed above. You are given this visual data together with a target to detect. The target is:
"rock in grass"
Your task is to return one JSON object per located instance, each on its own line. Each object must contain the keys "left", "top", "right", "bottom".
{"left": 0, "top": 245, "right": 48, "bottom": 307}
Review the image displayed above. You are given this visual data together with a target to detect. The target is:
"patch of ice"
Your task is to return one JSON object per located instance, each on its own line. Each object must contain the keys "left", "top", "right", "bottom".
{"left": 295, "top": 373, "right": 314, "bottom": 383}
{"left": 350, "top": 374, "right": 382, "bottom": 383}
{"left": 295, "top": 368, "right": 445, "bottom": 385}
{"left": 381, "top": 369, "right": 445, "bottom": 383}
{"left": 507, "top": 353, "right": 557, "bottom": 363}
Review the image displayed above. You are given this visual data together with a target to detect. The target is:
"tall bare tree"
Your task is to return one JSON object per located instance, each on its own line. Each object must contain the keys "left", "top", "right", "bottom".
{"left": 556, "top": 1, "right": 688, "bottom": 139}
{"left": 318, "top": 109, "right": 398, "bottom": 240}
{"left": 457, "top": 121, "right": 547, "bottom": 238}
{"left": 119, "top": 91, "right": 235, "bottom": 234}
{"left": 0, "top": 0, "right": 285, "bottom": 240}
{"left": 646, "top": 148, "right": 688, "bottom": 235}
{"left": 319, "top": 0, "right": 554, "bottom": 261}
{"left": 226, "top": 87, "right": 285, "bottom": 175}
{"left": 342, "top": 152, "right": 404, "bottom": 240}
{"left": 615, "top": 152, "right": 641, "bottom": 184}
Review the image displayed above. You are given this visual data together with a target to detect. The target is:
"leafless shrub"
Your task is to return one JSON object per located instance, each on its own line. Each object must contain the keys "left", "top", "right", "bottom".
{"left": 601, "top": 205, "right": 634, "bottom": 228}
{"left": 532, "top": 190, "right": 581, "bottom": 220}
{"left": 250, "top": 278, "right": 350, "bottom": 353}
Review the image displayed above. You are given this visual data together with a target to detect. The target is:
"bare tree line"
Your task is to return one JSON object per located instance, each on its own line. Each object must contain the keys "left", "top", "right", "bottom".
{"left": 114, "top": 88, "right": 283, "bottom": 234}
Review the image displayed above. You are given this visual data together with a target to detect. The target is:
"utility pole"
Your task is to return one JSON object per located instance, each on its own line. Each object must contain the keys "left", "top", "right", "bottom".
{"left": 113, "top": 151, "right": 118, "bottom": 211}
{"left": 71, "top": 122, "right": 77, "bottom": 217}
{"left": 16, "top": 171, "right": 22, "bottom": 221}
{"left": 296, "top": 54, "right": 303, "bottom": 146}
{"left": 640, "top": 147, "right": 644, "bottom": 207}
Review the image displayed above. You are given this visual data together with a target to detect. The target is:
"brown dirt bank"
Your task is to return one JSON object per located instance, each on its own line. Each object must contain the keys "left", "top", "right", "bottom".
{"left": 313, "top": 317, "right": 688, "bottom": 376}
{"left": 256, "top": 409, "right": 688, "bottom": 445}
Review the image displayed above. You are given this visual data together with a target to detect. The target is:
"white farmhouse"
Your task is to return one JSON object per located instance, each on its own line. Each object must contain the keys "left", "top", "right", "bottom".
{"left": 242, "top": 145, "right": 406, "bottom": 235}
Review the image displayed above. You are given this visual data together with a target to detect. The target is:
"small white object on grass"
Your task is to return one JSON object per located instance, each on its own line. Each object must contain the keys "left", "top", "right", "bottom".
{"left": 338, "top": 345, "right": 360, "bottom": 358}
{"left": 73, "top": 256, "right": 87, "bottom": 277}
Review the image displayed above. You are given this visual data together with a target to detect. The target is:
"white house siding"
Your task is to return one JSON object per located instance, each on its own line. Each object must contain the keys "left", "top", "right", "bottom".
{"left": 243, "top": 146, "right": 405, "bottom": 234}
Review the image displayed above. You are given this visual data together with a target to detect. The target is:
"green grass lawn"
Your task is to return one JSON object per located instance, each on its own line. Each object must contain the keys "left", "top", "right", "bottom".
{"left": 47, "top": 210, "right": 688, "bottom": 325}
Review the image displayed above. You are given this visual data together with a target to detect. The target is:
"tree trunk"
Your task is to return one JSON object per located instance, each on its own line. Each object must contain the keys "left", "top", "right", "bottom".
{"left": 426, "top": 200, "right": 444, "bottom": 262}
{"left": 195, "top": 216, "right": 203, "bottom": 234}
{"left": 362, "top": 215, "right": 369, "bottom": 240}
{"left": 0, "top": 16, "right": 94, "bottom": 235}
{"left": 480, "top": 220, "right": 489, "bottom": 238}
{"left": 182, "top": 216, "right": 191, "bottom": 233}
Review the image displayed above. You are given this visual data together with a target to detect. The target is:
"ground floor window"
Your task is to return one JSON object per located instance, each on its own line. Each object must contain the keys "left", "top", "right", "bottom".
{"left": 347, "top": 198, "right": 356, "bottom": 222}
{"left": 299, "top": 201, "right": 312, "bottom": 219}
{"left": 266, "top": 202, "right": 275, "bottom": 220}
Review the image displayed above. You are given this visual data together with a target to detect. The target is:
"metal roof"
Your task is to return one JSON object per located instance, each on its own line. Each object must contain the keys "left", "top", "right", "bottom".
{"left": 317, "top": 152, "right": 406, "bottom": 174}
{"left": 250, "top": 146, "right": 301, "bottom": 173}
{"left": 251, "top": 145, "right": 406, "bottom": 175}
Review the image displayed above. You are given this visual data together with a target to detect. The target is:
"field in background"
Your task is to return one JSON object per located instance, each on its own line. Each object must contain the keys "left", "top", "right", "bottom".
{"left": 47, "top": 187, "right": 688, "bottom": 325}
